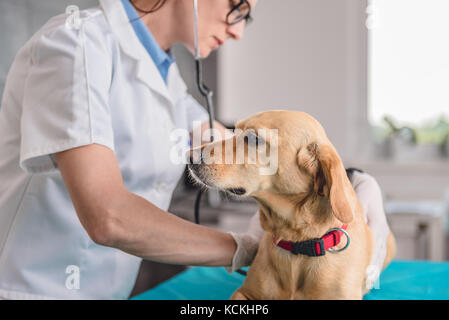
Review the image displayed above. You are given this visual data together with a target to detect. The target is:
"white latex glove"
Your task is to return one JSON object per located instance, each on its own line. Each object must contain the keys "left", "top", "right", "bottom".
{"left": 225, "top": 210, "right": 264, "bottom": 274}
{"left": 349, "top": 171, "right": 390, "bottom": 289}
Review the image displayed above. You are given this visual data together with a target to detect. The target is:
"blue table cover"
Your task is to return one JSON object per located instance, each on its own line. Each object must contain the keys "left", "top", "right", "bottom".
{"left": 132, "top": 261, "right": 449, "bottom": 300}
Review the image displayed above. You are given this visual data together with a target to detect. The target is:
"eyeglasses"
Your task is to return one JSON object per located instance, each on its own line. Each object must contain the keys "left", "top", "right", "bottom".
{"left": 226, "top": 0, "right": 253, "bottom": 26}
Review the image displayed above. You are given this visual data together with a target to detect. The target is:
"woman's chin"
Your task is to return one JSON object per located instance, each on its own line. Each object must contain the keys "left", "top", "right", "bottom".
{"left": 184, "top": 42, "right": 214, "bottom": 59}
{"left": 199, "top": 47, "right": 213, "bottom": 59}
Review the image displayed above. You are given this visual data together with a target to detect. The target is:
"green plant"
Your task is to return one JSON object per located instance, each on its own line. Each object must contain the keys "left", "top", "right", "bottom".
{"left": 382, "top": 115, "right": 449, "bottom": 146}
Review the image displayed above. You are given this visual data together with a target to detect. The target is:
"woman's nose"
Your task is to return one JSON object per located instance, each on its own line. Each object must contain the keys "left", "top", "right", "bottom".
{"left": 226, "top": 20, "right": 246, "bottom": 40}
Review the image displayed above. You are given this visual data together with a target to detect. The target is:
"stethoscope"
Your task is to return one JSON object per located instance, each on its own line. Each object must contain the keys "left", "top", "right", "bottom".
{"left": 192, "top": 0, "right": 215, "bottom": 226}
{"left": 193, "top": 0, "right": 215, "bottom": 142}
{"left": 192, "top": 0, "right": 247, "bottom": 276}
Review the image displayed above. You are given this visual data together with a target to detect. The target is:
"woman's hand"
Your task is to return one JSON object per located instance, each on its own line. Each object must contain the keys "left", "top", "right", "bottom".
{"left": 225, "top": 210, "right": 264, "bottom": 273}
{"left": 350, "top": 171, "right": 390, "bottom": 289}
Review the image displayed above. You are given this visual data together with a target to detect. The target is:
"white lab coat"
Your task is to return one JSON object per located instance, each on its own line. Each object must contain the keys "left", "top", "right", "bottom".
{"left": 0, "top": 0, "right": 208, "bottom": 299}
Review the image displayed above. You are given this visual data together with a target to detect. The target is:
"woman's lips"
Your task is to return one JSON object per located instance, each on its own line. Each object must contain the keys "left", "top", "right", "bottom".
{"left": 213, "top": 36, "right": 223, "bottom": 48}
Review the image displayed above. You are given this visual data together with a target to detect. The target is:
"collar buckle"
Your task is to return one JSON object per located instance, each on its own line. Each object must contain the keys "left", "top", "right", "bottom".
{"left": 291, "top": 238, "right": 325, "bottom": 257}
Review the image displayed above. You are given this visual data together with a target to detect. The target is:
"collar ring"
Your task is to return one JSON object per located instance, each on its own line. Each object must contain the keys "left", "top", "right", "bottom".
{"left": 326, "top": 227, "right": 351, "bottom": 254}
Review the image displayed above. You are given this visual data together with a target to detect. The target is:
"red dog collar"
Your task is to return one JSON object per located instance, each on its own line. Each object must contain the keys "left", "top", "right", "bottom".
{"left": 273, "top": 225, "right": 349, "bottom": 257}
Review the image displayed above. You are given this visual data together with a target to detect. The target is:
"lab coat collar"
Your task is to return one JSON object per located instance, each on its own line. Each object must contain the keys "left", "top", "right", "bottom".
{"left": 99, "top": 0, "right": 183, "bottom": 108}
{"left": 119, "top": 0, "right": 175, "bottom": 79}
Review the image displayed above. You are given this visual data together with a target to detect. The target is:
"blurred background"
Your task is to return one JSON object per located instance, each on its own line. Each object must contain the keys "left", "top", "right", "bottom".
{"left": 1, "top": 0, "right": 448, "bottom": 298}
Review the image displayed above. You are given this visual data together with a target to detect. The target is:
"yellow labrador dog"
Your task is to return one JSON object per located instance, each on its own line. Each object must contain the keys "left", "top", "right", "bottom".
{"left": 188, "top": 110, "right": 396, "bottom": 300}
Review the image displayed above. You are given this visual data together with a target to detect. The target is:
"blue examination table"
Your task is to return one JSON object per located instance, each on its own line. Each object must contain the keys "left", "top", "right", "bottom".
{"left": 132, "top": 261, "right": 449, "bottom": 300}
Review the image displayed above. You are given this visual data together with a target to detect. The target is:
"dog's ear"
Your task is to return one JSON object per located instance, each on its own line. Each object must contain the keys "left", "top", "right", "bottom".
{"left": 297, "top": 143, "right": 355, "bottom": 224}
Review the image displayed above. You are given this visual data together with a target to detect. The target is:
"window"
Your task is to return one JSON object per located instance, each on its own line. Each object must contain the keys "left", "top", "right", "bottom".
{"left": 368, "top": 0, "right": 449, "bottom": 147}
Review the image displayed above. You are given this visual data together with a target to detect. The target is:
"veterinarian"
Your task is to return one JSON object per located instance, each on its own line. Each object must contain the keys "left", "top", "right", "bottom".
{"left": 0, "top": 0, "right": 389, "bottom": 299}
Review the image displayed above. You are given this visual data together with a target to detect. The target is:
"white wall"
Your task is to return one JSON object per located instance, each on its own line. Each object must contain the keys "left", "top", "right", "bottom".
{"left": 217, "top": 0, "right": 370, "bottom": 161}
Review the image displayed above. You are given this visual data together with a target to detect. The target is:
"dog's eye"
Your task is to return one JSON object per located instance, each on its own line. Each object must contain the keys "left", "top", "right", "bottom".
{"left": 244, "top": 133, "right": 264, "bottom": 146}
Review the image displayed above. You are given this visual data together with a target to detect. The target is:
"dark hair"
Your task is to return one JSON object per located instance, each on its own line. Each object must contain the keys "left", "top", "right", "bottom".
{"left": 130, "top": 0, "right": 167, "bottom": 16}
